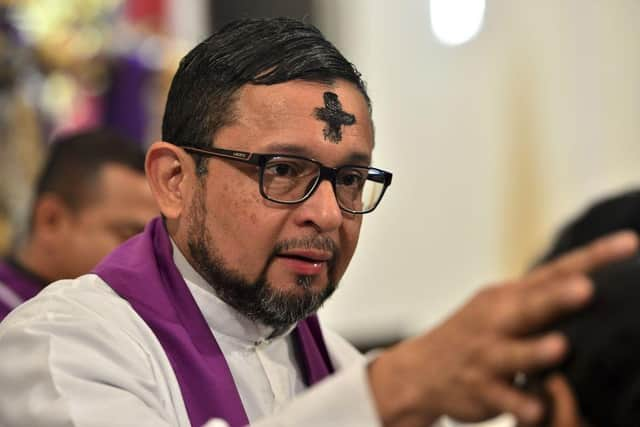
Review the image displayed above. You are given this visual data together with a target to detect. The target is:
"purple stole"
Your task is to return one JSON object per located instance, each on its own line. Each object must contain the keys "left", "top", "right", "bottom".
{"left": 94, "top": 217, "right": 334, "bottom": 427}
{"left": 0, "top": 259, "right": 43, "bottom": 320}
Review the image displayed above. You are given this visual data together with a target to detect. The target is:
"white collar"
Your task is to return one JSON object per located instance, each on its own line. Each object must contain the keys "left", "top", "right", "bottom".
{"left": 170, "top": 238, "right": 295, "bottom": 346}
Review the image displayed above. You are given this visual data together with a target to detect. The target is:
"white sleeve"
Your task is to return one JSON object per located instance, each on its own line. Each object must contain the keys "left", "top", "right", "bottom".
{"left": 0, "top": 281, "right": 185, "bottom": 427}
{"left": 244, "top": 360, "right": 381, "bottom": 427}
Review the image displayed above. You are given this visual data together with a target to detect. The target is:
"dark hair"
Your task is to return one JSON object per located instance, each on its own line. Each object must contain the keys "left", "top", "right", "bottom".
{"left": 161, "top": 17, "right": 370, "bottom": 173}
{"left": 35, "top": 128, "right": 146, "bottom": 212}
{"left": 536, "top": 190, "right": 640, "bottom": 265}
{"left": 549, "top": 256, "right": 640, "bottom": 427}
{"left": 535, "top": 190, "right": 640, "bottom": 426}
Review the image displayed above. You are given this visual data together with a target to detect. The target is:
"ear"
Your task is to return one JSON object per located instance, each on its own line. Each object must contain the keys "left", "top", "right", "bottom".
{"left": 31, "top": 193, "right": 73, "bottom": 241}
{"left": 145, "top": 142, "right": 195, "bottom": 219}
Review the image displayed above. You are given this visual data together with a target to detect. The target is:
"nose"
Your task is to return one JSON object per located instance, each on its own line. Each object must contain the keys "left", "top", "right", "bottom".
{"left": 294, "top": 179, "right": 343, "bottom": 232}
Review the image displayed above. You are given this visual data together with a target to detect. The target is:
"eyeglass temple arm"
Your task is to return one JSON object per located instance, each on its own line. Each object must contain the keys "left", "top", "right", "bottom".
{"left": 182, "top": 146, "right": 261, "bottom": 165}
{"left": 368, "top": 170, "right": 393, "bottom": 185}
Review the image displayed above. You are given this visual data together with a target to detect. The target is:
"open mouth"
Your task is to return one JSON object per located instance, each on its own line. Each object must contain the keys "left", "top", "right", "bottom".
{"left": 275, "top": 251, "right": 332, "bottom": 276}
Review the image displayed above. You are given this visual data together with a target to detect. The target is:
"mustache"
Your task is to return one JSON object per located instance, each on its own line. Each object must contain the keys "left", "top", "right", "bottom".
{"left": 273, "top": 236, "right": 338, "bottom": 255}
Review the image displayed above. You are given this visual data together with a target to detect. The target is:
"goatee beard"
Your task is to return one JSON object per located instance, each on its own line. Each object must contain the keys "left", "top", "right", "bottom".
{"left": 186, "top": 187, "right": 338, "bottom": 330}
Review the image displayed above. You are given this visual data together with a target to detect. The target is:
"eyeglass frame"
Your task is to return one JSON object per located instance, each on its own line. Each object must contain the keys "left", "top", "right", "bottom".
{"left": 182, "top": 145, "right": 393, "bottom": 214}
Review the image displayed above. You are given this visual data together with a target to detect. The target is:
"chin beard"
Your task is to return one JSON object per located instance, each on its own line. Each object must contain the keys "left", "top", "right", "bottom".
{"left": 186, "top": 188, "right": 338, "bottom": 330}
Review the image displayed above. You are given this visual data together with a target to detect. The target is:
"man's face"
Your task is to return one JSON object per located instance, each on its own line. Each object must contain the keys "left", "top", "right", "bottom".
{"left": 62, "top": 164, "right": 158, "bottom": 278}
{"left": 179, "top": 79, "right": 374, "bottom": 329}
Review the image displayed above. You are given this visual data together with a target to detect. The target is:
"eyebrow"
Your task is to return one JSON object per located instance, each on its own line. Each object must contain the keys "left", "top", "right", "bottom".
{"left": 262, "top": 142, "right": 372, "bottom": 166}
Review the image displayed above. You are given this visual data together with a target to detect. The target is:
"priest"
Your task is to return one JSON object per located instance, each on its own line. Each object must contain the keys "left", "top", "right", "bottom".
{"left": 0, "top": 17, "right": 635, "bottom": 427}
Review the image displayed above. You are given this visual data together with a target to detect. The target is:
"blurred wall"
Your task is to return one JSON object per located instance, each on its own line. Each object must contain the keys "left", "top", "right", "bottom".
{"left": 0, "top": 0, "right": 208, "bottom": 254}
{"left": 313, "top": 0, "right": 640, "bottom": 343}
{"left": 209, "top": 0, "right": 312, "bottom": 30}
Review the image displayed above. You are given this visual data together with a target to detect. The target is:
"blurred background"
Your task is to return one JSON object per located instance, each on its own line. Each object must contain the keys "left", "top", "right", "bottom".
{"left": 1, "top": 0, "right": 639, "bottom": 350}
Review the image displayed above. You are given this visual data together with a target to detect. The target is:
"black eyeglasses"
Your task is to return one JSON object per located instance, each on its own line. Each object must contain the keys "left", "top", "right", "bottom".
{"left": 183, "top": 146, "right": 392, "bottom": 214}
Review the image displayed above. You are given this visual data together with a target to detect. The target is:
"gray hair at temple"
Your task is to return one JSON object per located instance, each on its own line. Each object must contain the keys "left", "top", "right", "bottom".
{"left": 161, "top": 17, "right": 371, "bottom": 175}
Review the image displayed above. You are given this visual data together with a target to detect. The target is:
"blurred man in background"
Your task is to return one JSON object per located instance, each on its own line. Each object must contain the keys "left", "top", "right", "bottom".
{"left": 0, "top": 128, "right": 158, "bottom": 319}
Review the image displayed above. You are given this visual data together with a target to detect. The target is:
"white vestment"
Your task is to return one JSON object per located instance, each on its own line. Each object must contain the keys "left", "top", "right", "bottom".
{"left": 0, "top": 242, "right": 513, "bottom": 427}
{"left": 0, "top": 243, "right": 380, "bottom": 427}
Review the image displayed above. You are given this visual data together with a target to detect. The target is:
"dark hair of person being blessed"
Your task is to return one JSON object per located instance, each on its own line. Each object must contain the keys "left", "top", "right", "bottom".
{"left": 528, "top": 190, "right": 640, "bottom": 427}
{"left": 536, "top": 189, "right": 640, "bottom": 265}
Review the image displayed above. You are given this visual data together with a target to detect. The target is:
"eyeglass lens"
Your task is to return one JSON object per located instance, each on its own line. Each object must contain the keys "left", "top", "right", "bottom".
{"left": 261, "top": 156, "right": 385, "bottom": 212}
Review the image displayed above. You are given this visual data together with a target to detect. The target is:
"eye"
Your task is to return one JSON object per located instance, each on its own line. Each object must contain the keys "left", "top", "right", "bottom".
{"left": 263, "top": 156, "right": 320, "bottom": 179}
{"left": 273, "top": 163, "right": 292, "bottom": 176}
{"left": 339, "top": 170, "right": 366, "bottom": 187}
{"left": 264, "top": 160, "right": 304, "bottom": 178}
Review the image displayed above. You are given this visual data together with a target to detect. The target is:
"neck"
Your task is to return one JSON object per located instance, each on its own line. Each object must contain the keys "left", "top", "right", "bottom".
{"left": 13, "top": 240, "right": 59, "bottom": 285}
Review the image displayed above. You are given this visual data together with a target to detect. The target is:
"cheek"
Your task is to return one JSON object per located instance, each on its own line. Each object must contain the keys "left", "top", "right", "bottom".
{"left": 210, "top": 183, "right": 263, "bottom": 234}
{"left": 77, "top": 229, "right": 120, "bottom": 259}
{"left": 62, "top": 230, "right": 111, "bottom": 274}
{"left": 337, "top": 218, "right": 362, "bottom": 271}
{"left": 204, "top": 182, "right": 284, "bottom": 265}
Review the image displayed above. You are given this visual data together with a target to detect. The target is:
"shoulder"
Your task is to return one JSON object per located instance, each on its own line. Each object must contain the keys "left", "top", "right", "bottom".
{"left": 3, "top": 274, "right": 120, "bottom": 322}
{"left": 0, "top": 274, "right": 189, "bottom": 426}
{"left": 0, "top": 274, "right": 160, "bottom": 360}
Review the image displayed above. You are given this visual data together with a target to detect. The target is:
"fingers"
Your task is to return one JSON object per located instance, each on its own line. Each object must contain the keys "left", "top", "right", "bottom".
{"left": 504, "top": 275, "right": 593, "bottom": 335}
{"left": 482, "top": 381, "right": 544, "bottom": 425}
{"left": 544, "top": 374, "right": 581, "bottom": 427}
{"left": 484, "top": 333, "right": 567, "bottom": 375}
{"left": 502, "top": 230, "right": 637, "bottom": 334}
{"left": 527, "top": 230, "right": 638, "bottom": 285}
{"left": 491, "top": 231, "right": 637, "bottom": 424}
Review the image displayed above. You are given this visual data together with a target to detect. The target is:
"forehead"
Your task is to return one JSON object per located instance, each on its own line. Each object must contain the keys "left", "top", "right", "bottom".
{"left": 218, "top": 79, "right": 374, "bottom": 164}
{"left": 90, "top": 164, "right": 152, "bottom": 209}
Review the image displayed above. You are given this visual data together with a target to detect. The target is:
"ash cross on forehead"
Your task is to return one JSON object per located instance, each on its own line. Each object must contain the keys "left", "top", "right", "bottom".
{"left": 314, "top": 92, "right": 356, "bottom": 144}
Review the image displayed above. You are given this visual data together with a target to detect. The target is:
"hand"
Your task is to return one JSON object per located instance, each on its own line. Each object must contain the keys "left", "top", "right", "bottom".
{"left": 368, "top": 230, "right": 638, "bottom": 427}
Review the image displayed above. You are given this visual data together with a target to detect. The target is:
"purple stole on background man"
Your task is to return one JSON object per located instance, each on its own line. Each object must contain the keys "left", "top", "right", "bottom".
{"left": 0, "top": 259, "right": 43, "bottom": 320}
{"left": 94, "top": 217, "right": 334, "bottom": 427}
